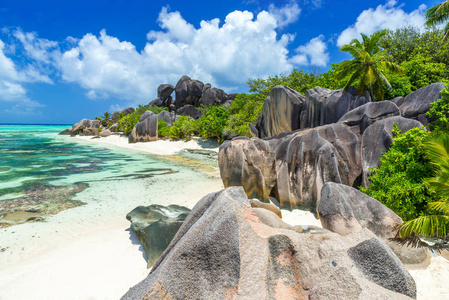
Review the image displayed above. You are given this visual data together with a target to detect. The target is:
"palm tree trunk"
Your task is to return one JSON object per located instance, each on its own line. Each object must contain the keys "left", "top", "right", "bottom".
{"left": 369, "top": 83, "right": 374, "bottom": 102}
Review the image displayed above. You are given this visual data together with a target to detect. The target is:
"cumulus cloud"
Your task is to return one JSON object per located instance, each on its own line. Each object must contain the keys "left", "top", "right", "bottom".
{"left": 268, "top": 1, "right": 301, "bottom": 28}
{"left": 54, "top": 7, "right": 310, "bottom": 101}
{"left": 337, "top": 0, "right": 427, "bottom": 46}
{"left": 290, "top": 35, "right": 328, "bottom": 67}
{"left": 1, "top": 5, "right": 330, "bottom": 109}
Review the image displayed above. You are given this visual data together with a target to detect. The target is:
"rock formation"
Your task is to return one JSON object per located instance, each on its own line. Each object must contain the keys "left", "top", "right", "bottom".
{"left": 122, "top": 187, "right": 416, "bottom": 300}
{"left": 176, "top": 104, "right": 200, "bottom": 119}
{"left": 129, "top": 114, "right": 158, "bottom": 143}
{"left": 219, "top": 101, "right": 425, "bottom": 212}
{"left": 175, "top": 75, "right": 205, "bottom": 108}
{"left": 199, "top": 84, "right": 228, "bottom": 107}
{"left": 70, "top": 119, "right": 100, "bottom": 136}
{"left": 112, "top": 107, "right": 135, "bottom": 122}
{"left": 126, "top": 204, "right": 190, "bottom": 268}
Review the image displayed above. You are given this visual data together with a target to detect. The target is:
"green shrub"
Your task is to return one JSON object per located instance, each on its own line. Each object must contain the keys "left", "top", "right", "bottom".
{"left": 169, "top": 116, "right": 197, "bottom": 140}
{"left": 116, "top": 105, "right": 168, "bottom": 135}
{"left": 223, "top": 93, "right": 265, "bottom": 137}
{"left": 427, "top": 86, "right": 449, "bottom": 132}
{"left": 360, "top": 125, "right": 436, "bottom": 220}
{"left": 196, "top": 105, "right": 229, "bottom": 142}
{"left": 157, "top": 120, "right": 171, "bottom": 138}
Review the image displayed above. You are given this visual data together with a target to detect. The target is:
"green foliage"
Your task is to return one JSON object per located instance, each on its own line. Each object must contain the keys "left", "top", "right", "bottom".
{"left": 247, "top": 69, "right": 320, "bottom": 97}
{"left": 168, "top": 116, "right": 197, "bottom": 140}
{"left": 425, "top": 1, "right": 449, "bottom": 41}
{"left": 196, "top": 105, "right": 229, "bottom": 142}
{"left": 360, "top": 125, "right": 436, "bottom": 221}
{"left": 116, "top": 105, "right": 168, "bottom": 135}
{"left": 399, "top": 133, "right": 449, "bottom": 238}
{"left": 335, "top": 30, "right": 404, "bottom": 101}
{"left": 157, "top": 120, "right": 171, "bottom": 138}
{"left": 223, "top": 93, "right": 265, "bottom": 137}
{"left": 427, "top": 86, "right": 449, "bottom": 131}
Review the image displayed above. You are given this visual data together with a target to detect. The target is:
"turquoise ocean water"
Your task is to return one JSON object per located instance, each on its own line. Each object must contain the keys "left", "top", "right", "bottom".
{"left": 0, "top": 125, "right": 217, "bottom": 225}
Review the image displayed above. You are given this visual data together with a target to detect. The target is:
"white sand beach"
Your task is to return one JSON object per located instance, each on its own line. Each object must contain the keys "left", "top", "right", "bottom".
{"left": 1, "top": 135, "right": 448, "bottom": 300}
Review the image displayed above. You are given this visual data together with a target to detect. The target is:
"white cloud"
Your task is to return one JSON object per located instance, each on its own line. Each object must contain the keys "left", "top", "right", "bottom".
{"left": 337, "top": 1, "right": 427, "bottom": 47}
{"left": 290, "top": 35, "right": 329, "bottom": 67}
{"left": 268, "top": 1, "right": 301, "bottom": 28}
{"left": 54, "top": 7, "right": 308, "bottom": 101}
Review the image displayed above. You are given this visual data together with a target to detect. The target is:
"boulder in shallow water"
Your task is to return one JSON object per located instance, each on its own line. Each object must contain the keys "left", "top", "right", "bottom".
{"left": 126, "top": 204, "right": 191, "bottom": 268}
{"left": 122, "top": 187, "right": 416, "bottom": 300}
{"left": 71, "top": 119, "right": 100, "bottom": 136}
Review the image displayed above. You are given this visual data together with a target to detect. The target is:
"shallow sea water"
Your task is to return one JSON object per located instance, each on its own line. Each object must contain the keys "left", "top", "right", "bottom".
{"left": 0, "top": 125, "right": 218, "bottom": 226}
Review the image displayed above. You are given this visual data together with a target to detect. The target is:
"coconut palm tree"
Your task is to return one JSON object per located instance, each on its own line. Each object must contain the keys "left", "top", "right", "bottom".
{"left": 399, "top": 134, "right": 449, "bottom": 238}
{"left": 335, "top": 30, "right": 403, "bottom": 101}
{"left": 425, "top": 1, "right": 449, "bottom": 41}
{"left": 101, "top": 112, "right": 112, "bottom": 127}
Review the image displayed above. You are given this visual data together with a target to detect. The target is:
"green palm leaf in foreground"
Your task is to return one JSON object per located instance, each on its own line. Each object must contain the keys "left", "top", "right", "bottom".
{"left": 399, "top": 134, "right": 449, "bottom": 238}
{"left": 335, "top": 31, "right": 403, "bottom": 101}
{"left": 426, "top": 1, "right": 449, "bottom": 41}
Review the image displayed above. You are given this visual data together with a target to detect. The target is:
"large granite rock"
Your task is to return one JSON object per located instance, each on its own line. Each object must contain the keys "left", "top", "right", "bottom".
{"left": 319, "top": 183, "right": 432, "bottom": 268}
{"left": 157, "top": 84, "right": 175, "bottom": 100}
{"left": 71, "top": 119, "right": 100, "bottom": 136}
{"left": 199, "top": 84, "right": 228, "bottom": 107}
{"left": 255, "top": 85, "right": 305, "bottom": 138}
{"left": 176, "top": 104, "right": 200, "bottom": 119}
{"left": 175, "top": 75, "right": 204, "bottom": 108}
{"left": 129, "top": 115, "right": 158, "bottom": 143}
{"left": 126, "top": 204, "right": 190, "bottom": 268}
{"left": 122, "top": 187, "right": 416, "bottom": 300}
{"left": 337, "top": 101, "right": 401, "bottom": 134}
{"left": 300, "top": 87, "right": 369, "bottom": 129}
{"left": 393, "top": 82, "right": 445, "bottom": 126}
{"left": 220, "top": 122, "right": 362, "bottom": 213}
{"left": 319, "top": 183, "right": 403, "bottom": 239}
{"left": 361, "top": 116, "right": 424, "bottom": 187}
{"left": 139, "top": 111, "right": 155, "bottom": 122}
{"left": 112, "top": 107, "right": 135, "bottom": 121}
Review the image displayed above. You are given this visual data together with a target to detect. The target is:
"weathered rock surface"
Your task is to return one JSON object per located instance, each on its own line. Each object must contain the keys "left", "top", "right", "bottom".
{"left": 99, "top": 129, "right": 111, "bottom": 136}
{"left": 255, "top": 85, "right": 305, "bottom": 138}
{"left": 58, "top": 128, "right": 72, "bottom": 135}
{"left": 361, "top": 116, "right": 424, "bottom": 186}
{"left": 108, "top": 123, "right": 119, "bottom": 132}
{"left": 220, "top": 122, "right": 362, "bottom": 213}
{"left": 126, "top": 204, "right": 190, "bottom": 268}
{"left": 319, "top": 183, "right": 403, "bottom": 239}
{"left": 175, "top": 75, "right": 204, "bottom": 108}
{"left": 249, "top": 198, "right": 282, "bottom": 218}
{"left": 71, "top": 119, "right": 101, "bottom": 136}
{"left": 319, "top": 183, "right": 432, "bottom": 269}
{"left": 139, "top": 111, "right": 155, "bottom": 122}
{"left": 199, "top": 85, "right": 228, "bottom": 107}
{"left": 300, "top": 87, "right": 369, "bottom": 130}
{"left": 112, "top": 107, "right": 135, "bottom": 121}
{"left": 122, "top": 187, "right": 416, "bottom": 300}
{"left": 176, "top": 104, "right": 200, "bottom": 119}
{"left": 129, "top": 115, "right": 158, "bottom": 143}
{"left": 337, "top": 101, "right": 401, "bottom": 134}
{"left": 394, "top": 82, "right": 445, "bottom": 126}
{"left": 157, "top": 84, "right": 175, "bottom": 100}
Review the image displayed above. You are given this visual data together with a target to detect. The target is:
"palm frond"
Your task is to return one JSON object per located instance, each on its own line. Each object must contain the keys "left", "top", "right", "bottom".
{"left": 399, "top": 214, "right": 449, "bottom": 238}
{"left": 429, "top": 201, "right": 449, "bottom": 215}
{"left": 426, "top": 3, "right": 449, "bottom": 26}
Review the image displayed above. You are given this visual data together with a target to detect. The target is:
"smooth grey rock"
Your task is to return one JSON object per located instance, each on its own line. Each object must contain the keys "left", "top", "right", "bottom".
{"left": 249, "top": 198, "right": 282, "bottom": 218}
{"left": 71, "top": 119, "right": 100, "bottom": 136}
{"left": 361, "top": 116, "right": 424, "bottom": 187}
{"left": 139, "top": 111, "right": 155, "bottom": 122}
{"left": 148, "top": 97, "right": 164, "bottom": 107}
{"left": 175, "top": 75, "right": 204, "bottom": 108}
{"left": 108, "top": 123, "right": 119, "bottom": 132}
{"left": 157, "top": 84, "right": 175, "bottom": 100}
{"left": 319, "top": 182, "right": 403, "bottom": 239}
{"left": 338, "top": 101, "right": 401, "bottom": 134}
{"left": 199, "top": 85, "right": 228, "bottom": 107}
{"left": 129, "top": 115, "right": 158, "bottom": 143}
{"left": 176, "top": 105, "right": 200, "bottom": 119}
{"left": 122, "top": 187, "right": 415, "bottom": 300}
{"left": 395, "top": 83, "right": 446, "bottom": 126}
{"left": 156, "top": 111, "right": 173, "bottom": 126}
{"left": 112, "top": 107, "right": 135, "bottom": 121}
{"left": 126, "top": 204, "right": 190, "bottom": 268}
{"left": 255, "top": 85, "right": 305, "bottom": 138}
{"left": 300, "top": 87, "right": 369, "bottom": 129}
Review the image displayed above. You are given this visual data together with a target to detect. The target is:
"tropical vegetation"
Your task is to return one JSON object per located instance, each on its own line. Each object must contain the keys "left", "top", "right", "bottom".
{"left": 425, "top": 0, "right": 449, "bottom": 41}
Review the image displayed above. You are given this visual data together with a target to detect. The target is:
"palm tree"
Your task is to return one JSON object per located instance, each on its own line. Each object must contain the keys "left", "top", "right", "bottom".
{"left": 335, "top": 30, "right": 403, "bottom": 101}
{"left": 425, "top": 1, "right": 449, "bottom": 41}
{"left": 399, "top": 134, "right": 449, "bottom": 238}
{"left": 101, "top": 112, "right": 112, "bottom": 127}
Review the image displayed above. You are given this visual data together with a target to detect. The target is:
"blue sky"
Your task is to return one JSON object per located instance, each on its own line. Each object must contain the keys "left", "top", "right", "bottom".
{"left": 0, "top": 0, "right": 440, "bottom": 124}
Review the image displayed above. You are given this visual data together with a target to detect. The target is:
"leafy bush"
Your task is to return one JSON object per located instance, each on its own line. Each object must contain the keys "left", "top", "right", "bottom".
{"left": 223, "top": 93, "right": 265, "bottom": 137}
{"left": 196, "top": 105, "right": 229, "bottom": 142}
{"left": 169, "top": 116, "right": 197, "bottom": 140}
{"left": 360, "top": 125, "right": 436, "bottom": 221}
{"left": 157, "top": 120, "right": 171, "bottom": 138}
{"left": 427, "top": 86, "right": 449, "bottom": 132}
